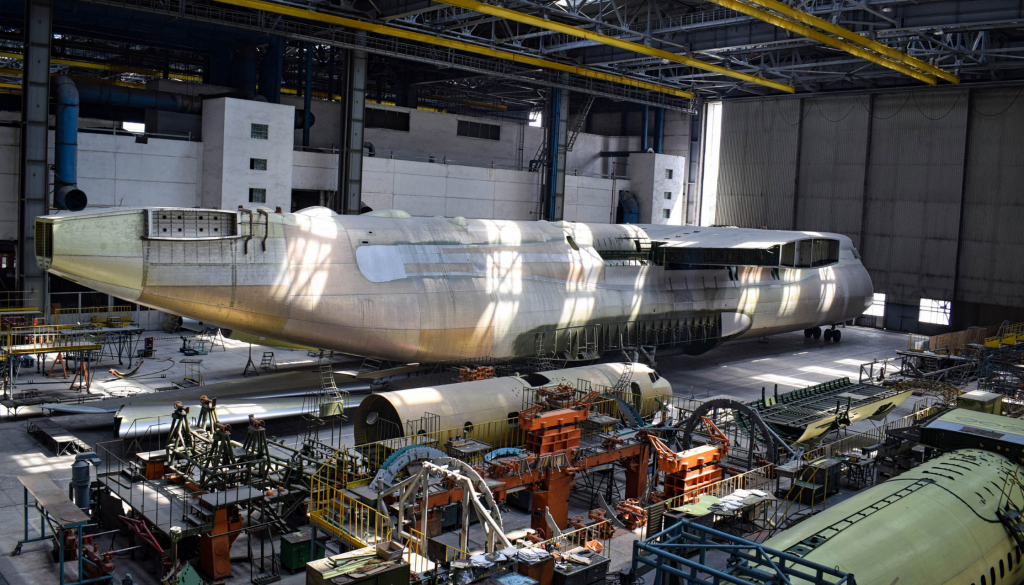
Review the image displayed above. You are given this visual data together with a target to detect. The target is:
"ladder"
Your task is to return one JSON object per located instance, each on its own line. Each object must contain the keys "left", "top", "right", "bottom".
{"left": 528, "top": 132, "right": 548, "bottom": 172}
{"left": 566, "top": 95, "right": 595, "bottom": 152}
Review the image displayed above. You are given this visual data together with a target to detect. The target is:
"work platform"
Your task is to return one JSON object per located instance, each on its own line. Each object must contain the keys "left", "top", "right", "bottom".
{"left": 27, "top": 418, "right": 92, "bottom": 456}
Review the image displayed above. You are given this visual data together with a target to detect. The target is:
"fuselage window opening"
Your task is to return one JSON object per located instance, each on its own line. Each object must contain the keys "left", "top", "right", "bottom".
{"left": 781, "top": 242, "right": 795, "bottom": 267}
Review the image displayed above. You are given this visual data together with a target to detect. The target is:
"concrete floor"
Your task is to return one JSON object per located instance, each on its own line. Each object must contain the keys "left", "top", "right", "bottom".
{"left": 0, "top": 325, "right": 911, "bottom": 584}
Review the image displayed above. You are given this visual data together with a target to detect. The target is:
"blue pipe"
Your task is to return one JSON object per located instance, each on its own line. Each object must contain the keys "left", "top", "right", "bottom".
{"left": 655, "top": 107, "right": 664, "bottom": 153}
{"left": 51, "top": 76, "right": 205, "bottom": 212}
{"left": 303, "top": 42, "right": 313, "bottom": 147}
{"left": 641, "top": 105, "right": 649, "bottom": 152}
{"left": 52, "top": 76, "right": 87, "bottom": 212}
{"left": 547, "top": 89, "right": 561, "bottom": 221}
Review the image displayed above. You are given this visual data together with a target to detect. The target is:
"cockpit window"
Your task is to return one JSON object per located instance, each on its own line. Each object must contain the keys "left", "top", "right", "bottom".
{"left": 781, "top": 238, "right": 840, "bottom": 268}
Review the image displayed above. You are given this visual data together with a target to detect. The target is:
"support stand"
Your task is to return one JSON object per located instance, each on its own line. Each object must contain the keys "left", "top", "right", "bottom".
{"left": 243, "top": 343, "right": 259, "bottom": 377}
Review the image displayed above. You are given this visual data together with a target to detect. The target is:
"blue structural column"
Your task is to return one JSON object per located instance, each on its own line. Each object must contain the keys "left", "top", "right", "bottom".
{"left": 654, "top": 107, "right": 665, "bottom": 153}
{"left": 259, "top": 37, "right": 283, "bottom": 103}
{"left": 641, "top": 105, "right": 649, "bottom": 152}
{"left": 546, "top": 88, "right": 568, "bottom": 221}
{"left": 303, "top": 42, "right": 313, "bottom": 147}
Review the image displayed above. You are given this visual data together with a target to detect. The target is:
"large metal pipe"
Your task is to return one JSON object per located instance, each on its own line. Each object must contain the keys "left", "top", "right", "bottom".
{"left": 76, "top": 81, "right": 204, "bottom": 113}
{"left": 546, "top": 89, "right": 561, "bottom": 221}
{"left": 71, "top": 458, "right": 90, "bottom": 512}
{"left": 303, "top": 42, "right": 313, "bottom": 147}
{"left": 654, "top": 107, "right": 664, "bottom": 154}
{"left": 52, "top": 76, "right": 87, "bottom": 212}
{"left": 259, "top": 37, "right": 284, "bottom": 103}
{"left": 355, "top": 363, "right": 672, "bottom": 445}
{"left": 641, "top": 105, "right": 649, "bottom": 152}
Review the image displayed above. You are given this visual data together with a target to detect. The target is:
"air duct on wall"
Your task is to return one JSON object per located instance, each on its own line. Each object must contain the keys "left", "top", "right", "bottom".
{"left": 52, "top": 76, "right": 87, "bottom": 212}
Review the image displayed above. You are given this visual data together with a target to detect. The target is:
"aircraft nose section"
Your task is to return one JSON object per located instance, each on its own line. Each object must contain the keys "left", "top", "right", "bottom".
{"left": 36, "top": 209, "right": 146, "bottom": 300}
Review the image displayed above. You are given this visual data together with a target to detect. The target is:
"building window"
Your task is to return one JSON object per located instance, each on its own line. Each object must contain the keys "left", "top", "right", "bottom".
{"left": 665, "top": 169, "right": 673, "bottom": 179}
{"left": 251, "top": 123, "right": 269, "bottom": 139}
{"left": 366, "top": 108, "right": 410, "bottom": 131}
{"left": 249, "top": 188, "right": 267, "bottom": 204}
{"left": 663, "top": 209, "right": 671, "bottom": 219}
{"left": 664, "top": 191, "right": 672, "bottom": 200}
{"left": 919, "top": 298, "right": 951, "bottom": 326}
{"left": 865, "top": 293, "right": 885, "bottom": 317}
{"left": 457, "top": 120, "right": 500, "bottom": 141}
{"left": 250, "top": 158, "right": 267, "bottom": 171}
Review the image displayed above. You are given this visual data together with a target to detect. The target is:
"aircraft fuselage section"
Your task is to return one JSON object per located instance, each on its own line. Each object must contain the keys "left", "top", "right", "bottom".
{"left": 38, "top": 207, "right": 872, "bottom": 362}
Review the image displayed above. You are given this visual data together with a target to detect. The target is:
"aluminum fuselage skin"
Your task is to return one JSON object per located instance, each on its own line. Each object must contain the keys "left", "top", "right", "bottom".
{"left": 39, "top": 207, "right": 873, "bottom": 362}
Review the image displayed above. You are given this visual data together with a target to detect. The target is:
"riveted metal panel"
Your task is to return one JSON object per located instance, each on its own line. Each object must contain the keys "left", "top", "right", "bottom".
{"left": 862, "top": 89, "right": 968, "bottom": 304}
{"left": 958, "top": 87, "right": 1024, "bottom": 308}
{"left": 715, "top": 99, "right": 801, "bottom": 230}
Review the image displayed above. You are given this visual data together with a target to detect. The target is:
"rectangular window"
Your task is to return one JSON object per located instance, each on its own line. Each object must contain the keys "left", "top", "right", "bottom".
{"left": 665, "top": 169, "right": 673, "bottom": 179}
{"left": 365, "top": 108, "right": 410, "bottom": 131}
{"left": 662, "top": 209, "right": 671, "bottom": 219}
{"left": 919, "top": 298, "right": 951, "bottom": 326}
{"left": 664, "top": 191, "right": 672, "bottom": 200}
{"left": 251, "top": 123, "right": 269, "bottom": 139}
{"left": 811, "top": 239, "right": 841, "bottom": 266}
{"left": 250, "top": 158, "right": 267, "bottom": 171}
{"left": 457, "top": 120, "right": 501, "bottom": 141}
{"left": 865, "top": 293, "right": 886, "bottom": 317}
{"left": 249, "top": 188, "right": 266, "bottom": 204}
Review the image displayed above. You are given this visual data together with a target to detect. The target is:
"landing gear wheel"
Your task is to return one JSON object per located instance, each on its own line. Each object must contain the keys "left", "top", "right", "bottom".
{"left": 824, "top": 329, "right": 834, "bottom": 342}
{"left": 832, "top": 329, "right": 841, "bottom": 342}
{"left": 812, "top": 327, "right": 822, "bottom": 339}
{"left": 804, "top": 328, "right": 813, "bottom": 338}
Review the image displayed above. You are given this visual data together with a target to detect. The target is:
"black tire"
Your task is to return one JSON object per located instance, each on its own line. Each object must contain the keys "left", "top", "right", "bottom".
{"left": 804, "top": 328, "right": 812, "bottom": 338}
{"left": 833, "top": 329, "right": 842, "bottom": 342}
{"left": 824, "top": 329, "right": 833, "bottom": 342}
{"left": 812, "top": 327, "right": 822, "bottom": 339}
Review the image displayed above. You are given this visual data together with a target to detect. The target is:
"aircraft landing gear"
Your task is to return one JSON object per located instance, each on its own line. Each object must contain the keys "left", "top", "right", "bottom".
{"left": 823, "top": 326, "right": 842, "bottom": 342}
{"left": 804, "top": 327, "right": 822, "bottom": 339}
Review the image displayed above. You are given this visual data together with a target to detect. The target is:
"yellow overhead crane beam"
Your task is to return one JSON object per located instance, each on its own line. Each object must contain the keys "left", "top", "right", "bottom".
{"left": 431, "top": 0, "right": 795, "bottom": 93}
{"left": 743, "top": 0, "right": 958, "bottom": 84}
{"left": 210, "top": 0, "right": 694, "bottom": 98}
{"left": 0, "top": 51, "right": 202, "bottom": 82}
{"left": 705, "top": 0, "right": 957, "bottom": 85}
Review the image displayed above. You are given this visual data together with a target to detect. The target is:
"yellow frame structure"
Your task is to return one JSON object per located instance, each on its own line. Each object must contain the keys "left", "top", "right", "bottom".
{"left": 211, "top": 0, "right": 694, "bottom": 98}
{"left": 429, "top": 0, "right": 794, "bottom": 93}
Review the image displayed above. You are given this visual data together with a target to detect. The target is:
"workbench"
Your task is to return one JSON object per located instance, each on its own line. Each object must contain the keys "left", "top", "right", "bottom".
{"left": 14, "top": 473, "right": 110, "bottom": 585}
{"left": 552, "top": 556, "right": 609, "bottom": 585}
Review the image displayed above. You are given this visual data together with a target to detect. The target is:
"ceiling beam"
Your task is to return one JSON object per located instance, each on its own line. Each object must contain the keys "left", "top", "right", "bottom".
{"left": 744, "top": 0, "right": 959, "bottom": 83}
{"left": 429, "top": 0, "right": 795, "bottom": 93}
{"left": 211, "top": 0, "right": 694, "bottom": 99}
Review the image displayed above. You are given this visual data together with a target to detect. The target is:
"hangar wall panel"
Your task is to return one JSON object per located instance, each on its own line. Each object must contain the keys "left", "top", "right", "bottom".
{"left": 794, "top": 95, "right": 870, "bottom": 242}
{"left": 958, "top": 87, "right": 1024, "bottom": 309}
{"left": 862, "top": 90, "right": 967, "bottom": 304}
{"left": 715, "top": 99, "right": 801, "bottom": 230}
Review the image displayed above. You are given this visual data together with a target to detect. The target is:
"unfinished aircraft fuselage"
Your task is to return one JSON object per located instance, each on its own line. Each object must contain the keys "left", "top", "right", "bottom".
{"left": 36, "top": 206, "right": 873, "bottom": 362}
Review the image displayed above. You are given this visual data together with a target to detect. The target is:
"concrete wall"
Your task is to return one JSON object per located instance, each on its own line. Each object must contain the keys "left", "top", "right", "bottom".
{"left": 282, "top": 95, "right": 342, "bottom": 150}
{"left": 0, "top": 126, "right": 19, "bottom": 240}
{"left": 201, "top": 98, "right": 294, "bottom": 211}
{"left": 627, "top": 153, "right": 686, "bottom": 225}
{"left": 293, "top": 151, "right": 338, "bottom": 191}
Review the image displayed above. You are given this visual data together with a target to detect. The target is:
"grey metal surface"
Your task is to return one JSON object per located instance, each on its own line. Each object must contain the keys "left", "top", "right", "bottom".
{"left": 715, "top": 99, "right": 802, "bottom": 230}
{"left": 16, "top": 0, "right": 51, "bottom": 312}
{"left": 958, "top": 86, "right": 1024, "bottom": 309}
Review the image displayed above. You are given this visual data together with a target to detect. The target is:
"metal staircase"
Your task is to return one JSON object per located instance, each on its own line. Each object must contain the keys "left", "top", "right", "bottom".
{"left": 566, "top": 95, "right": 595, "bottom": 152}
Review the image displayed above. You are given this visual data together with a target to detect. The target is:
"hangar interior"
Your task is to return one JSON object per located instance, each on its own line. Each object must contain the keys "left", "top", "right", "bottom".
{"left": 3, "top": 0, "right": 1024, "bottom": 585}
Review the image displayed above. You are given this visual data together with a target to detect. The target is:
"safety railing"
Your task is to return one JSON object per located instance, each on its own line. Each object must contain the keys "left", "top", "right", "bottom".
{"left": 640, "top": 464, "right": 776, "bottom": 540}
{"left": 53, "top": 305, "right": 134, "bottom": 327}
{"left": 802, "top": 404, "right": 943, "bottom": 461}
{"left": 987, "top": 322, "right": 1024, "bottom": 348}
{"left": 0, "top": 290, "right": 38, "bottom": 312}
{"left": 308, "top": 481, "right": 394, "bottom": 549}
{"left": 531, "top": 521, "right": 612, "bottom": 558}
{"left": 406, "top": 528, "right": 468, "bottom": 573}
{"left": 2, "top": 324, "right": 102, "bottom": 355}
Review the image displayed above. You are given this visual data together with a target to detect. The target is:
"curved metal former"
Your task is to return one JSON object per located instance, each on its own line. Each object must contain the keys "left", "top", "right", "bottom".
{"left": 484, "top": 447, "right": 526, "bottom": 462}
{"left": 432, "top": 457, "right": 506, "bottom": 533}
{"left": 614, "top": 396, "right": 644, "bottom": 428}
{"left": 368, "top": 445, "right": 447, "bottom": 492}
{"left": 681, "top": 398, "right": 788, "bottom": 465}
